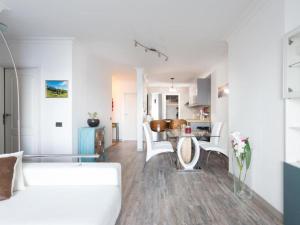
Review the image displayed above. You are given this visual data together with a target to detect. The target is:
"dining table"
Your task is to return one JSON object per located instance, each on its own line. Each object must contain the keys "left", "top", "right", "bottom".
{"left": 165, "top": 129, "right": 214, "bottom": 171}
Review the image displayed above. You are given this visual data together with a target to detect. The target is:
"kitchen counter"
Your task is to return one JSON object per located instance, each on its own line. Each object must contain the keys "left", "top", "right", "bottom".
{"left": 186, "top": 119, "right": 210, "bottom": 123}
{"left": 185, "top": 119, "right": 211, "bottom": 130}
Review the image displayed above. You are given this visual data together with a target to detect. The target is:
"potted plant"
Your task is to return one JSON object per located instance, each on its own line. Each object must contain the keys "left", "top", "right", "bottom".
{"left": 231, "top": 132, "right": 252, "bottom": 199}
{"left": 87, "top": 112, "right": 100, "bottom": 127}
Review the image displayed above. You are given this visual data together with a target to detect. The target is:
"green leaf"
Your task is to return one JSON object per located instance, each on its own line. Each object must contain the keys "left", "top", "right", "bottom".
{"left": 244, "top": 142, "right": 251, "bottom": 170}
{"left": 236, "top": 157, "right": 243, "bottom": 172}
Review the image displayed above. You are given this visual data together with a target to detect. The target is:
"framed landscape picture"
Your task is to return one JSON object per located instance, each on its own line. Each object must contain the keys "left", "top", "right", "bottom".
{"left": 46, "top": 80, "right": 68, "bottom": 98}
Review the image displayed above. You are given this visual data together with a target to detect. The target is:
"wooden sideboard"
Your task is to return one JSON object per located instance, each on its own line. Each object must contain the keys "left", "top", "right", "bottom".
{"left": 78, "top": 127, "right": 105, "bottom": 159}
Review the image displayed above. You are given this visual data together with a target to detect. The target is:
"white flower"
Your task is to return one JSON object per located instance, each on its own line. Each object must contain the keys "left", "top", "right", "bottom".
{"left": 231, "top": 132, "right": 246, "bottom": 157}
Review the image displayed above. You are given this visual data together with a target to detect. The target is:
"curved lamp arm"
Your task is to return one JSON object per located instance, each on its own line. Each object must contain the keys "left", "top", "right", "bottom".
{"left": 0, "top": 30, "right": 21, "bottom": 152}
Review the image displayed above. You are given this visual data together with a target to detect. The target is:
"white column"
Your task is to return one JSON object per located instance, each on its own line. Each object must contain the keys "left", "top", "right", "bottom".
{"left": 136, "top": 67, "right": 144, "bottom": 151}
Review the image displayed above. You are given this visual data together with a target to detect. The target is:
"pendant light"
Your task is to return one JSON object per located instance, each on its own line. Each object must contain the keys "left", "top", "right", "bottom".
{"left": 169, "top": 78, "right": 176, "bottom": 92}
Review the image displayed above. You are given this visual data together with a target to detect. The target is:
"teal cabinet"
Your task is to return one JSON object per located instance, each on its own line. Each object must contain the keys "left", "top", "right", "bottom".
{"left": 78, "top": 127, "right": 105, "bottom": 157}
{"left": 284, "top": 162, "right": 300, "bottom": 225}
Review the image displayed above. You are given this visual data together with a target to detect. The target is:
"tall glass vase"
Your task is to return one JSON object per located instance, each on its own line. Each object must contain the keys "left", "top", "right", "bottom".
{"left": 232, "top": 153, "right": 252, "bottom": 200}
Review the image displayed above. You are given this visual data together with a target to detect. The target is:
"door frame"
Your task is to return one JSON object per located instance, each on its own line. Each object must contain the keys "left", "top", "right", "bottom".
{"left": 162, "top": 93, "right": 180, "bottom": 119}
{"left": 0, "top": 67, "right": 4, "bottom": 153}
{"left": 4, "top": 67, "right": 41, "bottom": 154}
{"left": 122, "top": 92, "right": 137, "bottom": 141}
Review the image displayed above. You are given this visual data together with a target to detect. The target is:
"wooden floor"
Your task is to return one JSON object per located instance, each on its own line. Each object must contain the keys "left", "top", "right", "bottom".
{"left": 107, "top": 141, "right": 282, "bottom": 225}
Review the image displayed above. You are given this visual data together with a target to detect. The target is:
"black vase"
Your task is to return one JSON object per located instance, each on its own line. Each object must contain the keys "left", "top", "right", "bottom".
{"left": 87, "top": 119, "right": 100, "bottom": 127}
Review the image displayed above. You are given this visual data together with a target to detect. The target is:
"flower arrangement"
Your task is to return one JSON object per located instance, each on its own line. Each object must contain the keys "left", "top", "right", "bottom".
{"left": 88, "top": 112, "right": 98, "bottom": 119}
{"left": 231, "top": 132, "right": 252, "bottom": 196}
{"left": 87, "top": 112, "right": 100, "bottom": 127}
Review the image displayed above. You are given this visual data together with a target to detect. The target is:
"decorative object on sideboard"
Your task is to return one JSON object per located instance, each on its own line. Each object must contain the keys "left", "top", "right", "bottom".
{"left": 87, "top": 112, "right": 100, "bottom": 127}
{"left": 231, "top": 132, "right": 252, "bottom": 199}
{"left": 46, "top": 80, "right": 68, "bottom": 98}
{"left": 134, "top": 40, "right": 168, "bottom": 61}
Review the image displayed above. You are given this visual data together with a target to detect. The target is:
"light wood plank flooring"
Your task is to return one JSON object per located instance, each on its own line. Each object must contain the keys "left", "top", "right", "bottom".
{"left": 107, "top": 141, "right": 282, "bottom": 225}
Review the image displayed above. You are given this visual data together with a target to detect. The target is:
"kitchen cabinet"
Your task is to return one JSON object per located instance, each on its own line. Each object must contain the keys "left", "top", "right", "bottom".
{"left": 189, "top": 122, "right": 210, "bottom": 130}
{"left": 284, "top": 162, "right": 300, "bottom": 225}
{"left": 284, "top": 26, "right": 300, "bottom": 98}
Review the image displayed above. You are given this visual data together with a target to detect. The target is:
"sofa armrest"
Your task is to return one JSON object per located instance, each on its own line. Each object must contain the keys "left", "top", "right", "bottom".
{"left": 23, "top": 163, "right": 121, "bottom": 186}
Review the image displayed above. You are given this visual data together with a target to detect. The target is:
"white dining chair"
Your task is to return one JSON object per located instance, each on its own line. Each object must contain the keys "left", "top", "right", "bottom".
{"left": 143, "top": 122, "right": 174, "bottom": 163}
{"left": 198, "top": 122, "right": 227, "bottom": 164}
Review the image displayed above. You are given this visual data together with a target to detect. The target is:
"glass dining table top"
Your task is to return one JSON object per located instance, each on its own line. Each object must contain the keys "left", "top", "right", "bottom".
{"left": 166, "top": 129, "right": 211, "bottom": 138}
{"left": 22, "top": 154, "right": 106, "bottom": 163}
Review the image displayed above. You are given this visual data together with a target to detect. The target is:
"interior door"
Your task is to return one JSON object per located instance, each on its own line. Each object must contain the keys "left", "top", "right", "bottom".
{"left": 123, "top": 93, "right": 137, "bottom": 140}
{"left": 0, "top": 67, "right": 4, "bottom": 154}
{"left": 4, "top": 68, "right": 40, "bottom": 154}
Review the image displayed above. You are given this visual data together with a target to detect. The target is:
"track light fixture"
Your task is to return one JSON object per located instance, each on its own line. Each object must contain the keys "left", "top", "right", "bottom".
{"left": 134, "top": 40, "right": 168, "bottom": 61}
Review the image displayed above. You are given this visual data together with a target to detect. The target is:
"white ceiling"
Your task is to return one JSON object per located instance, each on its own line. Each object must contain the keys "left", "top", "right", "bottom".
{"left": 0, "top": 0, "right": 253, "bottom": 84}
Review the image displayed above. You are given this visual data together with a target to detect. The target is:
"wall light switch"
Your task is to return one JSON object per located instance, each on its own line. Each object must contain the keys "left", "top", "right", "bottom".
{"left": 56, "top": 122, "right": 63, "bottom": 127}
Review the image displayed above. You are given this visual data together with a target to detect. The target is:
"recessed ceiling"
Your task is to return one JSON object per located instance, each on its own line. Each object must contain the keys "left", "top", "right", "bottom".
{"left": 0, "top": 0, "right": 253, "bottom": 83}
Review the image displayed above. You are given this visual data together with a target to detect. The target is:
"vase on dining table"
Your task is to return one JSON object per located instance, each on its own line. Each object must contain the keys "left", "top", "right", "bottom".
{"left": 231, "top": 132, "right": 252, "bottom": 200}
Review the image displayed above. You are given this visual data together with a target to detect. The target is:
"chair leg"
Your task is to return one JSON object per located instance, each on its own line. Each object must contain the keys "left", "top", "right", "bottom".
{"left": 143, "top": 160, "right": 147, "bottom": 172}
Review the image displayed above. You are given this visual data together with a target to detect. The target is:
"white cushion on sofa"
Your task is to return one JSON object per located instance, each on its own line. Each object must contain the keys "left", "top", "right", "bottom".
{"left": 0, "top": 185, "right": 121, "bottom": 225}
{"left": 23, "top": 163, "right": 120, "bottom": 186}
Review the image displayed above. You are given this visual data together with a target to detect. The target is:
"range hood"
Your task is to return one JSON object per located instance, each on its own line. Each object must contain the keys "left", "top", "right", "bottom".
{"left": 187, "top": 77, "right": 211, "bottom": 107}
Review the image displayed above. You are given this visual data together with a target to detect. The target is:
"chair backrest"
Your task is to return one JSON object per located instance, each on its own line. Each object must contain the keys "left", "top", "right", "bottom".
{"left": 144, "top": 114, "right": 153, "bottom": 123}
{"left": 210, "top": 122, "right": 223, "bottom": 146}
{"left": 150, "top": 120, "right": 167, "bottom": 132}
{"left": 143, "top": 122, "right": 153, "bottom": 151}
{"left": 169, "top": 119, "right": 187, "bottom": 129}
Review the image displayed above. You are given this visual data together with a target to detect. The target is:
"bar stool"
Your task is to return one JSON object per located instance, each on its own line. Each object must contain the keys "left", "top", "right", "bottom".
{"left": 170, "top": 119, "right": 187, "bottom": 129}
{"left": 150, "top": 120, "right": 167, "bottom": 142}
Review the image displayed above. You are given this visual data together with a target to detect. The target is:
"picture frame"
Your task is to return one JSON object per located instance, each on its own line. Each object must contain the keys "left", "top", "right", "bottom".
{"left": 45, "top": 80, "right": 68, "bottom": 98}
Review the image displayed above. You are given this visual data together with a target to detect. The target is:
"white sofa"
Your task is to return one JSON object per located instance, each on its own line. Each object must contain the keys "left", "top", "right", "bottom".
{"left": 0, "top": 163, "right": 122, "bottom": 225}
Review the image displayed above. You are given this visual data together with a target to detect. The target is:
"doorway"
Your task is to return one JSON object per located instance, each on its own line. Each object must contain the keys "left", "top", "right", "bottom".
{"left": 3, "top": 68, "right": 40, "bottom": 154}
{"left": 163, "top": 94, "right": 180, "bottom": 119}
{"left": 123, "top": 93, "right": 137, "bottom": 140}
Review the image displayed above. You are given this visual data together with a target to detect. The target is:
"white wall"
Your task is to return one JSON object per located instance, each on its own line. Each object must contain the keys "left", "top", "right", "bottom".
{"left": 136, "top": 68, "right": 144, "bottom": 151}
{"left": 285, "top": 0, "right": 300, "bottom": 32}
{"left": 112, "top": 75, "right": 136, "bottom": 140}
{"left": 228, "top": 0, "right": 284, "bottom": 212}
{"left": 0, "top": 39, "right": 73, "bottom": 154}
{"left": 147, "top": 86, "right": 197, "bottom": 119}
{"left": 72, "top": 42, "right": 87, "bottom": 153}
{"left": 72, "top": 42, "right": 112, "bottom": 151}
{"left": 0, "top": 39, "right": 113, "bottom": 154}
{"left": 210, "top": 59, "right": 229, "bottom": 152}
